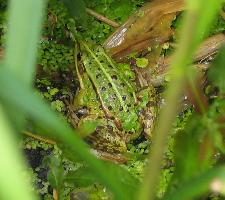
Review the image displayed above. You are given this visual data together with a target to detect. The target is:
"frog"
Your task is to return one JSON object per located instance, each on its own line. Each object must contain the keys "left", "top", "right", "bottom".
{"left": 73, "top": 41, "right": 158, "bottom": 155}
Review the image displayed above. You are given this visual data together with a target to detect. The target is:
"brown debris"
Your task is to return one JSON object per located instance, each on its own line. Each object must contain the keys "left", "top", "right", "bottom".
{"left": 104, "top": 0, "right": 185, "bottom": 60}
{"left": 150, "top": 33, "right": 225, "bottom": 86}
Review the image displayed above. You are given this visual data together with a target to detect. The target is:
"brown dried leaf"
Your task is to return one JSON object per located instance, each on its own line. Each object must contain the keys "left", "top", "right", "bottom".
{"left": 104, "top": 0, "right": 185, "bottom": 60}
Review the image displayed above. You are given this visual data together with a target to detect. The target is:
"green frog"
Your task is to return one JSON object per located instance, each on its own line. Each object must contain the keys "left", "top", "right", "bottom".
{"left": 73, "top": 41, "right": 158, "bottom": 155}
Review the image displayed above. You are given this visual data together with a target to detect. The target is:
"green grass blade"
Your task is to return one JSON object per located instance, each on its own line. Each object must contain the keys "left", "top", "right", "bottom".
{"left": 4, "top": 0, "right": 45, "bottom": 85}
{"left": 137, "top": 1, "right": 224, "bottom": 200}
{"left": 163, "top": 166, "right": 225, "bottom": 200}
{"left": 0, "top": 67, "right": 138, "bottom": 200}
{"left": 0, "top": 105, "right": 39, "bottom": 200}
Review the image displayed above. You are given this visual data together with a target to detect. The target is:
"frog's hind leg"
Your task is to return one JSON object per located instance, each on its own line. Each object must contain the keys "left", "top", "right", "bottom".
{"left": 142, "top": 102, "right": 158, "bottom": 138}
{"left": 91, "top": 149, "right": 128, "bottom": 164}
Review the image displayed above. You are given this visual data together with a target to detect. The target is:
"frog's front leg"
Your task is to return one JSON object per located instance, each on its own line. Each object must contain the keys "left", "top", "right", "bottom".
{"left": 136, "top": 86, "right": 158, "bottom": 138}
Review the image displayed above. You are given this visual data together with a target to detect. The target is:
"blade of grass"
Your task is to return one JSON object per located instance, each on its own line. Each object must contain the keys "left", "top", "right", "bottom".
{"left": 163, "top": 166, "right": 225, "bottom": 200}
{"left": 4, "top": 0, "right": 45, "bottom": 85}
{"left": 0, "top": 1, "right": 44, "bottom": 199}
{"left": 0, "top": 67, "right": 138, "bottom": 200}
{"left": 0, "top": 104, "right": 38, "bottom": 200}
{"left": 1, "top": 1, "right": 138, "bottom": 199}
{"left": 137, "top": 1, "right": 224, "bottom": 200}
{"left": 3, "top": 0, "right": 46, "bottom": 130}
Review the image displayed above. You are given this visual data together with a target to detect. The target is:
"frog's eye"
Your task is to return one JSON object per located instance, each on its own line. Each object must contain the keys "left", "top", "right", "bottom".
{"left": 76, "top": 107, "right": 88, "bottom": 117}
{"left": 122, "top": 95, "right": 126, "bottom": 101}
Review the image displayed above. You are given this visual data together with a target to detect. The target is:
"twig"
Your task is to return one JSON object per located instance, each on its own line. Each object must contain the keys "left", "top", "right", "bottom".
{"left": 74, "top": 43, "right": 84, "bottom": 89}
{"left": 23, "top": 131, "right": 56, "bottom": 145}
{"left": 86, "top": 8, "right": 120, "bottom": 28}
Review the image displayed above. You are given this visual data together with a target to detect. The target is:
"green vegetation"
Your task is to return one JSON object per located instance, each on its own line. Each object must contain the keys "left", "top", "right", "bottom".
{"left": 0, "top": 0, "right": 225, "bottom": 200}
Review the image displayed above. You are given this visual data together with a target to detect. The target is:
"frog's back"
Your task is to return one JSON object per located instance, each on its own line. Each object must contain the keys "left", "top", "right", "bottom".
{"left": 80, "top": 42, "right": 139, "bottom": 131}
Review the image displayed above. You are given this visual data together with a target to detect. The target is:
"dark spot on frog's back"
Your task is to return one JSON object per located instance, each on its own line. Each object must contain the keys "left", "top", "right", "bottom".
{"left": 121, "top": 82, "right": 126, "bottom": 87}
{"left": 122, "top": 95, "right": 126, "bottom": 101}
{"left": 96, "top": 73, "right": 101, "bottom": 79}
{"left": 108, "top": 83, "right": 112, "bottom": 88}
{"left": 111, "top": 74, "right": 118, "bottom": 80}
{"left": 97, "top": 67, "right": 101, "bottom": 72}
{"left": 101, "top": 86, "right": 106, "bottom": 91}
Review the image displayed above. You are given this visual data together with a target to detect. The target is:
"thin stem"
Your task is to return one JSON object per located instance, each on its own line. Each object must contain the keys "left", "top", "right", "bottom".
{"left": 86, "top": 8, "right": 120, "bottom": 28}
{"left": 23, "top": 131, "right": 56, "bottom": 145}
{"left": 74, "top": 43, "right": 84, "bottom": 89}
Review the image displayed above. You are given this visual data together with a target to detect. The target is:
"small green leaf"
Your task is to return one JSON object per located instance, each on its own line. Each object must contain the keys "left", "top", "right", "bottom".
{"left": 51, "top": 100, "right": 65, "bottom": 112}
{"left": 49, "top": 88, "right": 59, "bottom": 96}
{"left": 136, "top": 58, "right": 148, "bottom": 68}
